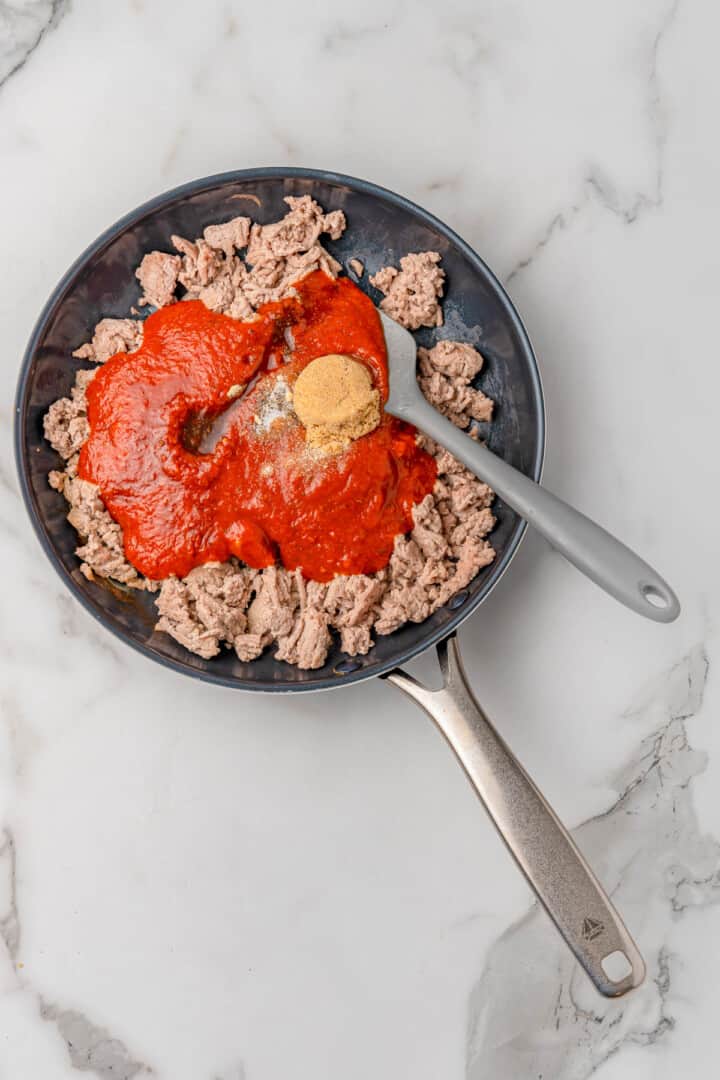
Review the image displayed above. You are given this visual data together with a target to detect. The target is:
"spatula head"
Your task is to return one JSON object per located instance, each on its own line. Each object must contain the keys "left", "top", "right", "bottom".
{"left": 378, "top": 310, "right": 425, "bottom": 419}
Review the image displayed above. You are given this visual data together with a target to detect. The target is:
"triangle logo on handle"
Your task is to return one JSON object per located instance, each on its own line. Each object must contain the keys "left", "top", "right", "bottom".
{"left": 582, "top": 916, "right": 605, "bottom": 941}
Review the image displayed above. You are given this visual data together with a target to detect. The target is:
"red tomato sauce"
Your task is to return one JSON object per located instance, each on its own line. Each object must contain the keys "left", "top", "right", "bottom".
{"left": 79, "top": 271, "right": 436, "bottom": 582}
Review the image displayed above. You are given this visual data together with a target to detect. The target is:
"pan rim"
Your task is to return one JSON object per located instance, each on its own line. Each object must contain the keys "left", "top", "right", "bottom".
{"left": 14, "top": 166, "right": 546, "bottom": 693}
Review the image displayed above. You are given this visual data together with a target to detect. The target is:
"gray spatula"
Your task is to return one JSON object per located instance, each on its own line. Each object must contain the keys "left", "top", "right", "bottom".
{"left": 379, "top": 311, "right": 680, "bottom": 623}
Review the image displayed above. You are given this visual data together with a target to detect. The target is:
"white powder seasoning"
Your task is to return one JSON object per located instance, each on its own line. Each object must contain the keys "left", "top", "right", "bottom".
{"left": 253, "top": 376, "right": 294, "bottom": 434}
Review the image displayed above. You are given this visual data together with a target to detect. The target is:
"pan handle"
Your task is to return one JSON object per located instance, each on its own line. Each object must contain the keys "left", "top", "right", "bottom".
{"left": 384, "top": 634, "right": 645, "bottom": 997}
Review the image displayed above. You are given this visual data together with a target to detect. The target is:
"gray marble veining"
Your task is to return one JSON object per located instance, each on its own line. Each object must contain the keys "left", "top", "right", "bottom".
{"left": 0, "top": 0, "right": 67, "bottom": 89}
{"left": 467, "top": 647, "right": 718, "bottom": 1078}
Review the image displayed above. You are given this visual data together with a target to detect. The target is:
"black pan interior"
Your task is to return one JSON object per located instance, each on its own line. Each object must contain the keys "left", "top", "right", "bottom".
{"left": 15, "top": 168, "right": 544, "bottom": 692}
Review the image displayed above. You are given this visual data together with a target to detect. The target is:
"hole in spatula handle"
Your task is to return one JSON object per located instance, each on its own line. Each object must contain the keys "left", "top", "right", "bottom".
{"left": 601, "top": 949, "right": 634, "bottom": 984}
{"left": 641, "top": 583, "right": 670, "bottom": 609}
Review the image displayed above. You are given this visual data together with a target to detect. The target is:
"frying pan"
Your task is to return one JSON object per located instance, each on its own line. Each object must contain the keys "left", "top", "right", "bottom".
{"left": 14, "top": 168, "right": 644, "bottom": 997}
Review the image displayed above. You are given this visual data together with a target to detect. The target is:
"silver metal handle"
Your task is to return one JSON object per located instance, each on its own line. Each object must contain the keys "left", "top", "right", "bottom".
{"left": 385, "top": 635, "right": 645, "bottom": 997}
{"left": 400, "top": 395, "right": 679, "bottom": 623}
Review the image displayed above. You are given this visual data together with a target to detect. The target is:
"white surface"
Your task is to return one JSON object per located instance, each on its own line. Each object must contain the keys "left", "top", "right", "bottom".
{"left": 1, "top": 1, "right": 719, "bottom": 1077}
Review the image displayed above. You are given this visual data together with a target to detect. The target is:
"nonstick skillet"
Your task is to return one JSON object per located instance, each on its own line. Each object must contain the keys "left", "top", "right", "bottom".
{"left": 15, "top": 168, "right": 645, "bottom": 996}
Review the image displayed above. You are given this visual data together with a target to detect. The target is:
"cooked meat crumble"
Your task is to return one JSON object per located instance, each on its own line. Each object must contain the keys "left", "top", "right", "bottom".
{"left": 370, "top": 251, "right": 445, "bottom": 330}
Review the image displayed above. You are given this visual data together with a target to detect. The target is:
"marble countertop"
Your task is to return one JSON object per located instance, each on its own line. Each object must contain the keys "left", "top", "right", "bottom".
{"left": 1, "top": 1, "right": 719, "bottom": 1077}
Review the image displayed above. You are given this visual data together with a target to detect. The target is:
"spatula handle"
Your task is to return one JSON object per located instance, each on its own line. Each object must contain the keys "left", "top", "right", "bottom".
{"left": 386, "top": 635, "right": 646, "bottom": 997}
{"left": 406, "top": 395, "right": 679, "bottom": 623}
